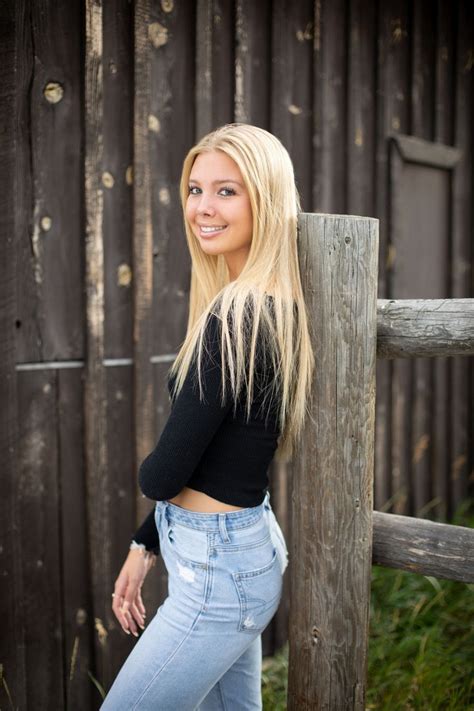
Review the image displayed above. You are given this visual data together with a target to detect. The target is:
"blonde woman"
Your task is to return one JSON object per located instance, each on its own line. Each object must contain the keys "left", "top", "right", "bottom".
{"left": 101, "top": 123, "right": 315, "bottom": 710}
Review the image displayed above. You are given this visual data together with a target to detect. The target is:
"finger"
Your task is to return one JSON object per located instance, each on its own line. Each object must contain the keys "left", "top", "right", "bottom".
{"left": 112, "top": 578, "right": 129, "bottom": 629}
{"left": 135, "top": 587, "right": 146, "bottom": 618}
{"left": 121, "top": 579, "right": 142, "bottom": 637}
{"left": 130, "top": 600, "right": 146, "bottom": 630}
{"left": 120, "top": 599, "right": 139, "bottom": 637}
{"left": 112, "top": 594, "right": 131, "bottom": 635}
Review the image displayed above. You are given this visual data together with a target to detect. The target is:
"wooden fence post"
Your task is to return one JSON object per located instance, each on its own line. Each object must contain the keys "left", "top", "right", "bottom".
{"left": 288, "top": 213, "right": 379, "bottom": 710}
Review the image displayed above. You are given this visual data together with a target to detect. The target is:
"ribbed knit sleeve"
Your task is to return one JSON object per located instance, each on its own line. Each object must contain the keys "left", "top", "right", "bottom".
{"left": 131, "top": 312, "right": 233, "bottom": 551}
{"left": 131, "top": 509, "right": 161, "bottom": 554}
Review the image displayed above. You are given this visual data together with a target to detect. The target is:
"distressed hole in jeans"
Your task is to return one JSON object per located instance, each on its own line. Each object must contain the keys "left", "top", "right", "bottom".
{"left": 177, "top": 560, "right": 196, "bottom": 583}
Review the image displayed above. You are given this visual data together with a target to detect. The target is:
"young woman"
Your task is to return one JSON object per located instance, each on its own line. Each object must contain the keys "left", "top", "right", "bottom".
{"left": 101, "top": 123, "right": 315, "bottom": 710}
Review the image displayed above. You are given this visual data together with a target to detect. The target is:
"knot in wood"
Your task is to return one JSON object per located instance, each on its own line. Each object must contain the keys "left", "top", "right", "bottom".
{"left": 44, "top": 81, "right": 64, "bottom": 104}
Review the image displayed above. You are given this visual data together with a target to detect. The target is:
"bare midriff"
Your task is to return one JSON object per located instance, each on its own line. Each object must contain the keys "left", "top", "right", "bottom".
{"left": 167, "top": 486, "right": 245, "bottom": 512}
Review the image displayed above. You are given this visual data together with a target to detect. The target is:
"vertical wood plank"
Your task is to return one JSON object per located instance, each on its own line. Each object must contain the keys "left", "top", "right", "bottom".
{"left": 196, "top": 0, "right": 214, "bottom": 138}
{"left": 133, "top": 0, "right": 157, "bottom": 616}
{"left": 0, "top": 2, "right": 26, "bottom": 707}
{"left": 376, "top": 0, "right": 411, "bottom": 515}
{"left": 17, "top": 0, "right": 84, "bottom": 364}
{"left": 449, "top": 0, "right": 473, "bottom": 514}
{"left": 58, "top": 369, "right": 94, "bottom": 710}
{"left": 84, "top": 0, "right": 112, "bottom": 691}
{"left": 196, "top": 0, "right": 235, "bottom": 138}
{"left": 312, "top": 0, "right": 347, "bottom": 214}
{"left": 288, "top": 213, "right": 379, "bottom": 710}
{"left": 410, "top": 0, "right": 437, "bottom": 517}
{"left": 347, "top": 0, "right": 376, "bottom": 219}
{"left": 102, "top": 0, "right": 139, "bottom": 677}
{"left": 431, "top": 0, "right": 456, "bottom": 522}
{"left": 212, "top": 0, "right": 236, "bottom": 128}
{"left": 234, "top": 0, "right": 272, "bottom": 126}
{"left": 103, "top": 0, "right": 134, "bottom": 359}
{"left": 411, "top": 0, "right": 435, "bottom": 139}
{"left": 18, "top": 371, "right": 64, "bottom": 708}
{"left": 271, "top": 0, "right": 314, "bottom": 211}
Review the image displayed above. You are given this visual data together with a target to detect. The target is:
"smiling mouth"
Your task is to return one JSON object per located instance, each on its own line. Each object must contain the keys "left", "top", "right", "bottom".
{"left": 199, "top": 225, "right": 228, "bottom": 236}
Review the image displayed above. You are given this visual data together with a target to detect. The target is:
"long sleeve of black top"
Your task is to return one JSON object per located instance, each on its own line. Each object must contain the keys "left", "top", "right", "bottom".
{"left": 132, "top": 312, "right": 234, "bottom": 552}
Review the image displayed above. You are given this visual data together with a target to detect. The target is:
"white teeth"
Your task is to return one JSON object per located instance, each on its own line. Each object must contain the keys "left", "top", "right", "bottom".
{"left": 201, "top": 225, "right": 226, "bottom": 233}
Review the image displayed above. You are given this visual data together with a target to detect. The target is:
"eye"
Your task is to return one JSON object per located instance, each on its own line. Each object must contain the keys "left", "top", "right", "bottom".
{"left": 187, "top": 185, "right": 236, "bottom": 197}
{"left": 219, "top": 186, "right": 236, "bottom": 196}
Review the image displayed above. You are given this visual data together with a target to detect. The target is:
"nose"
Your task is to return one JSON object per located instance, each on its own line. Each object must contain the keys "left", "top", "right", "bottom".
{"left": 196, "top": 193, "right": 216, "bottom": 216}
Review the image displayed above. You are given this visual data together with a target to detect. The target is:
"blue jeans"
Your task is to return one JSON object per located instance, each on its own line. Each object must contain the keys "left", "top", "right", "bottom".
{"left": 100, "top": 490, "right": 289, "bottom": 710}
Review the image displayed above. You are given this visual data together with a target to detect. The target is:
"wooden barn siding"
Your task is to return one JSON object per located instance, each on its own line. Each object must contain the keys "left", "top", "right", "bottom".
{"left": 1, "top": 0, "right": 472, "bottom": 708}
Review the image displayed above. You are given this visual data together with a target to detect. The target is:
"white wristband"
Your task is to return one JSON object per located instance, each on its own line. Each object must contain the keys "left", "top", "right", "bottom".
{"left": 130, "top": 540, "right": 147, "bottom": 552}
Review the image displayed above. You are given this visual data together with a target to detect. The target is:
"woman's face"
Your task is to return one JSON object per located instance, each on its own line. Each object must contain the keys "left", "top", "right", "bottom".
{"left": 186, "top": 150, "right": 253, "bottom": 280}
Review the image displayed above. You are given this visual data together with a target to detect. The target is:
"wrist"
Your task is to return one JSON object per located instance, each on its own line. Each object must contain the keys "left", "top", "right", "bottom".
{"left": 129, "top": 540, "right": 157, "bottom": 565}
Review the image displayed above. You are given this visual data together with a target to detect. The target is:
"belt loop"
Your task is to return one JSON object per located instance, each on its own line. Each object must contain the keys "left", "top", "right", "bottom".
{"left": 160, "top": 500, "right": 168, "bottom": 527}
{"left": 218, "top": 513, "right": 231, "bottom": 543}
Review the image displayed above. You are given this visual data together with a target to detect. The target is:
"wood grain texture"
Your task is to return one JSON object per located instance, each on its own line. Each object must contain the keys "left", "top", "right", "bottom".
{"left": 133, "top": 0, "right": 155, "bottom": 568}
{"left": 288, "top": 212, "right": 379, "bottom": 710}
{"left": 372, "top": 0, "right": 411, "bottom": 513}
{"left": 432, "top": 0, "right": 455, "bottom": 522}
{"left": 450, "top": 0, "right": 473, "bottom": 513}
{"left": 377, "top": 298, "right": 474, "bottom": 358}
{"left": 84, "top": 0, "right": 113, "bottom": 692}
{"left": 234, "top": 0, "right": 272, "bottom": 127}
{"left": 312, "top": 0, "right": 347, "bottom": 214}
{"left": 101, "top": 0, "right": 138, "bottom": 682}
{"left": 16, "top": 0, "right": 84, "bottom": 363}
{"left": 1, "top": 1, "right": 473, "bottom": 705}
{"left": 372, "top": 510, "right": 474, "bottom": 583}
{"left": 18, "top": 370, "right": 64, "bottom": 708}
{"left": 270, "top": 0, "right": 314, "bottom": 212}
{"left": 0, "top": 2, "right": 26, "bottom": 707}
{"left": 57, "top": 369, "right": 94, "bottom": 710}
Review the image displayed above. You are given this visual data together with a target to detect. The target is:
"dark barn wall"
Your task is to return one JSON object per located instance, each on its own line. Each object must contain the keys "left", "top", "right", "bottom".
{"left": 1, "top": 0, "right": 473, "bottom": 708}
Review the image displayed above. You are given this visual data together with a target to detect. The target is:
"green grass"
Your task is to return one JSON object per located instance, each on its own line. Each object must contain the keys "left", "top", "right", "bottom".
{"left": 262, "top": 505, "right": 474, "bottom": 710}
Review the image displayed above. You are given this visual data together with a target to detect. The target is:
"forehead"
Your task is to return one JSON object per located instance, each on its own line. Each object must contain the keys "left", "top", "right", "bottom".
{"left": 189, "top": 150, "right": 242, "bottom": 180}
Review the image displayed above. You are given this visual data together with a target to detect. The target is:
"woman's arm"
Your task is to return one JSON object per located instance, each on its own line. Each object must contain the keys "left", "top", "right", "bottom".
{"left": 137, "top": 312, "right": 234, "bottom": 501}
{"left": 132, "top": 508, "right": 161, "bottom": 553}
{"left": 130, "top": 311, "right": 233, "bottom": 547}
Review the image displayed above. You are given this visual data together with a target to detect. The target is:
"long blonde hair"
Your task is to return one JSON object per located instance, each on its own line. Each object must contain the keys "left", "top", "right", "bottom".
{"left": 168, "top": 123, "right": 315, "bottom": 462}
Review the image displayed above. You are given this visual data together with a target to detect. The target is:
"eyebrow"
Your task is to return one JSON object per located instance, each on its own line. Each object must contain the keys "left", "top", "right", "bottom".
{"left": 188, "top": 178, "right": 243, "bottom": 187}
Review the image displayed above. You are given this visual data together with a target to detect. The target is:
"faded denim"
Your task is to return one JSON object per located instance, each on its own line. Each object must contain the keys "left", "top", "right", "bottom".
{"left": 100, "top": 490, "right": 289, "bottom": 710}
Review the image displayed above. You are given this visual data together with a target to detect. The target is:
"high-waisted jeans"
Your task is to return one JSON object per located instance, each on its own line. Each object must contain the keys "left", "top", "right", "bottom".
{"left": 100, "top": 490, "right": 289, "bottom": 710}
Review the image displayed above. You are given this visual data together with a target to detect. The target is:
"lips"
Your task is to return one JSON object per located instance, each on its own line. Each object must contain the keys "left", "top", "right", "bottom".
{"left": 198, "top": 224, "right": 228, "bottom": 238}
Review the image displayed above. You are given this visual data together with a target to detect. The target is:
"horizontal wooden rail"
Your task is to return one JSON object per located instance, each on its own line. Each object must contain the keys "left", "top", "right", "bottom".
{"left": 372, "top": 511, "right": 474, "bottom": 583}
{"left": 377, "top": 298, "right": 474, "bottom": 358}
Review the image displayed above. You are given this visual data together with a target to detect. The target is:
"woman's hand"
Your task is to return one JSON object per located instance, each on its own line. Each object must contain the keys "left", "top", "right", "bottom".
{"left": 112, "top": 548, "right": 157, "bottom": 636}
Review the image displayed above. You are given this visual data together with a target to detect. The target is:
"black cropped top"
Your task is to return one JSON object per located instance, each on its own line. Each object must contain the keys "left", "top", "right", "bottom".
{"left": 132, "top": 298, "right": 282, "bottom": 554}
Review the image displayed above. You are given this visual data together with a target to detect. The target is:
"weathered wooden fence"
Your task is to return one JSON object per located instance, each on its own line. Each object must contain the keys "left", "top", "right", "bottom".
{"left": 289, "top": 212, "right": 474, "bottom": 710}
{"left": 1, "top": 0, "right": 474, "bottom": 709}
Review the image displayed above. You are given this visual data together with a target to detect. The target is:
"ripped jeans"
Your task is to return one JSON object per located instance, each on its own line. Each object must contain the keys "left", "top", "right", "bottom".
{"left": 100, "top": 490, "right": 289, "bottom": 710}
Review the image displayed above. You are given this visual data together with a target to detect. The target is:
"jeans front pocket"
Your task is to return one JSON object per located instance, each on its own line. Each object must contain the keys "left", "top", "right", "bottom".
{"left": 164, "top": 520, "right": 210, "bottom": 609}
{"left": 231, "top": 547, "right": 282, "bottom": 633}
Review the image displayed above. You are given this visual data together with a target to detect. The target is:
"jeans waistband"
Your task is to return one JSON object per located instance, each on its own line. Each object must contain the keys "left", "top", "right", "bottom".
{"left": 155, "top": 489, "right": 271, "bottom": 532}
